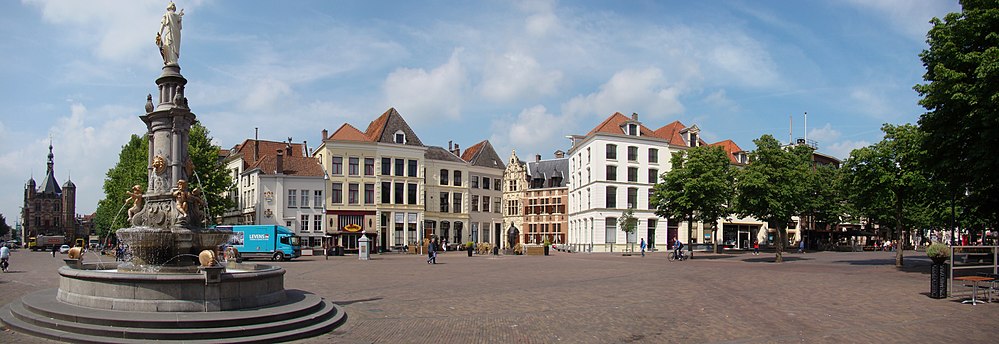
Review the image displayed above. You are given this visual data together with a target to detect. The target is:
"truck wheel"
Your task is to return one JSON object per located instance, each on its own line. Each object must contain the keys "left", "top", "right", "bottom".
{"left": 273, "top": 252, "right": 285, "bottom": 261}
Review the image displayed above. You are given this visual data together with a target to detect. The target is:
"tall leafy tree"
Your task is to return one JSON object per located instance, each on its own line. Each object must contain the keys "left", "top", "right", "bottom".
{"left": 619, "top": 207, "right": 638, "bottom": 253}
{"left": 651, "top": 145, "right": 735, "bottom": 255}
{"left": 188, "top": 122, "right": 234, "bottom": 223}
{"left": 93, "top": 122, "right": 233, "bottom": 239}
{"left": 93, "top": 134, "right": 148, "bottom": 239}
{"left": 805, "top": 164, "right": 845, "bottom": 234}
{"left": 915, "top": 1, "right": 999, "bottom": 224}
{"left": 734, "top": 135, "right": 813, "bottom": 263}
{"left": 842, "top": 124, "right": 940, "bottom": 267}
{"left": 0, "top": 214, "right": 12, "bottom": 239}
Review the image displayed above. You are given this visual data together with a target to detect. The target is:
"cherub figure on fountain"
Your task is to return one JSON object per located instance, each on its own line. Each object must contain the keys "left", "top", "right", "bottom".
{"left": 125, "top": 184, "right": 144, "bottom": 221}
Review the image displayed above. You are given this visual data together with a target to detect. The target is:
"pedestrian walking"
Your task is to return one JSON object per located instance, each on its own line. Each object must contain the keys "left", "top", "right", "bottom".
{"left": 427, "top": 239, "right": 437, "bottom": 264}
{"left": 798, "top": 240, "right": 805, "bottom": 253}
{"left": 753, "top": 240, "right": 760, "bottom": 255}
{"left": 640, "top": 238, "right": 646, "bottom": 257}
{"left": 51, "top": 245, "right": 57, "bottom": 257}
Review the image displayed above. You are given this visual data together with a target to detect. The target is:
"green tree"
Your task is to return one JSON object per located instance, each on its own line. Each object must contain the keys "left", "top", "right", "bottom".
{"left": 0, "top": 214, "right": 12, "bottom": 239}
{"left": 804, "top": 164, "right": 845, "bottom": 235}
{"left": 93, "top": 122, "right": 233, "bottom": 240}
{"left": 651, "top": 145, "right": 735, "bottom": 256}
{"left": 619, "top": 206, "right": 638, "bottom": 253}
{"left": 915, "top": 1, "right": 999, "bottom": 224}
{"left": 188, "top": 123, "right": 234, "bottom": 222}
{"left": 734, "top": 135, "right": 813, "bottom": 263}
{"left": 93, "top": 134, "right": 148, "bottom": 239}
{"left": 841, "top": 124, "right": 938, "bottom": 267}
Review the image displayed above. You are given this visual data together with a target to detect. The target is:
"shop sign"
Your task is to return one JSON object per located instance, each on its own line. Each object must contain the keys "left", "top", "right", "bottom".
{"left": 343, "top": 224, "right": 362, "bottom": 232}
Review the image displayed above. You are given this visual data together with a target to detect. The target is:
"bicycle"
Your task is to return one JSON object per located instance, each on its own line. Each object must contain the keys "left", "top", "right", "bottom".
{"left": 667, "top": 251, "right": 689, "bottom": 261}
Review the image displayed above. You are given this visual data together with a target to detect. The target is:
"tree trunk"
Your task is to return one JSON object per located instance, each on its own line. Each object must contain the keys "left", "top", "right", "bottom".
{"left": 895, "top": 188, "right": 904, "bottom": 268}
{"left": 712, "top": 223, "right": 719, "bottom": 254}
{"left": 687, "top": 214, "right": 694, "bottom": 258}
{"left": 775, "top": 224, "right": 786, "bottom": 263}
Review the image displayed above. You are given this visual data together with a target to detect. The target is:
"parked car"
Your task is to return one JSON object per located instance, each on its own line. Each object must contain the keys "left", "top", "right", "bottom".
{"left": 59, "top": 245, "right": 71, "bottom": 254}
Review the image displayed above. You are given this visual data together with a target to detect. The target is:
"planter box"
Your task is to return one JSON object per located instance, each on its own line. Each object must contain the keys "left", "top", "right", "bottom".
{"left": 526, "top": 245, "right": 545, "bottom": 256}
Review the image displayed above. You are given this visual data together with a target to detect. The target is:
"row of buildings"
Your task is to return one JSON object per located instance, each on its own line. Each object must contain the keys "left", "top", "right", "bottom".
{"left": 221, "top": 108, "right": 837, "bottom": 253}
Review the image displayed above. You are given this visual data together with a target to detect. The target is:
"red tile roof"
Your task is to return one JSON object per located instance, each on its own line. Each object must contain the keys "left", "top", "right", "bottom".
{"left": 709, "top": 139, "right": 745, "bottom": 164}
{"left": 461, "top": 140, "right": 486, "bottom": 162}
{"left": 653, "top": 121, "right": 687, "bottom": 146}
{"left": 329, "top": 123, "right": 370, "bottom": 142}
{"left": 247, "top": 155, "right": 324, "bottom": 177}
{"left": 227, "top": 139, "right": 306, "bottom": 170}
{"left": 364, "top": 108, "right": 395, "bottom": 141}
{"left": 586, "top": 112, "right": 657, "bottom": 137}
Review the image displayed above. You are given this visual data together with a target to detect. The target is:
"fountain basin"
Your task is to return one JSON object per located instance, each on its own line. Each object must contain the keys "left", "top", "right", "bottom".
{"left": 57, "top": 262, "right": 286, "bottom": 312}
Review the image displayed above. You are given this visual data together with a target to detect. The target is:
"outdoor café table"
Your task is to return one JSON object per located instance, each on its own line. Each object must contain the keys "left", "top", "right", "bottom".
{"left": 954, "top": 276, "right": 995, "bottom": 305}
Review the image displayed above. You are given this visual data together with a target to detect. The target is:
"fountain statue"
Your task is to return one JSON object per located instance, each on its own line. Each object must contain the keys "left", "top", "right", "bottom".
{"left": 0, "top": 3, "right": 345, "bottom": 341}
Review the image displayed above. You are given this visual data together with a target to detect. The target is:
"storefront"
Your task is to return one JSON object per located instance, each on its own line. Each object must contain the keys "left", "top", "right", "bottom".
{"left": 327, "top": 210, "right": 378, "bottom": 253}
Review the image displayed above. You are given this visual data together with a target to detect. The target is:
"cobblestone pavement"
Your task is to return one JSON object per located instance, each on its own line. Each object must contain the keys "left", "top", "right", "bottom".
{"left": 2, "top": 248, "right": 997, "bottom": 343}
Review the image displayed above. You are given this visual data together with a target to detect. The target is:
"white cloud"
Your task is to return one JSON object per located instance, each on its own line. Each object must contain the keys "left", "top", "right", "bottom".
{"left": 826, "top": 140, "right": 871, "bottom": 160}
{"left": 0, "top": 102, "right": 145, "bottom": 219}
{"left": 490, "top": 105, "right": 572, "bottom": 157}
{"left": 704, "top": 89, "right": 739, "bottom": 112}
{"left": 383, "top": 50, "right": 467, "bottom": 123}
{"left": 807, "top": 123, "right": 841, "bottom": 143}
{"left": 844, "top": 0, "right": 960, "bottom": 42}
{"left": 23, "top": 0, "right": 198, "bottom": 63}
{"left": 479, "top": 52, "right": 562, "bottom": 102}
{"left": 849, "top": 87, "right": 895, "bottom": 119}
{"left": 562, "top": 68, "right": 684, "bottom": 121}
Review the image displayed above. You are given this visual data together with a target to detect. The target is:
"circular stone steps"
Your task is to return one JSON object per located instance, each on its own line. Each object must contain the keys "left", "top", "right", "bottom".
{"left": 0, "top": 288, "right": 346, "bottom": 343}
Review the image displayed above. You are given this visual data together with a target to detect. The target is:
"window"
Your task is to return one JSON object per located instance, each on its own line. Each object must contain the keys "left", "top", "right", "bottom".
{"left": 472, "top": 195, "right": 479, "bottom": 212}
{"left": 364, "top": 184, "right": 374, "bottom": 204}
{"left": 605, "top": 217, "right": 617, "bottom": 243}
{"left": 606, "top": 186, "right": 617, "bottom": 208}
{"left": 628, "top": 123, "right": 638, "bottom": 136}
{"left": 364, "top": 158, "right": 375, "bottom": 175}
{"left": 288, "top": 190, "right": 297, "bottom": 207}
{"left": 331, "top": 157, "right": 343, "bottom": 175}
{"left": 649, "top": 169, "right": 659, "bottom": 184}
{"left": 649, "top": 148, "right": 659, "bottom": 164}
{"left": 453, "top": 193, "right": 462, "bottom": 213}
{"left": 606, "top": 144, "right": 617, "bottom": 159}
{"left": 331, "top": 183, "right": 342, "bottom": 204}
{"left": 381, "top": 157, "right": 391, "bottom": 176}
{"left": 394, "top": 159, "right": 404, "bottom": 177}
{"left": 495, "top": 181, "right": 501, "bottom": 191}
{"left": 471, "top": 176, "right": 479, "bottom": 188}
{"left": 394, "top": 130, "right": 406, "bottom": 144}
{"left": 440, "top": 192, "right": 449, "bottom": 212}
{"left": 628, "top": 167, "right": 639, "bottom": 182}
{"left": 483, "top": 177, "right": 491, "bottom": 190}
{"left": 628, "top": 146, "right": 638, "bottom": 161}
{"left": 440, "top": 169, "right": 449, "bottom": 185}
{"left": 408, "top": 183, "right": 417, "bottom": 205}
{"left": 348, "top": 157, "right": 359, "bottom": 176}
{"left": 394, "top": 213, "right": 404, "bottom": 246}
{"left": 394, "top": 182, "right": 404, "bottom": 204}
{"left": 348, "top": 183, "right": 359, "bottom": 204}
{"left": 606, "top": 165, "right": 617, "bottom": 181}
{"left": 408, "top": 160, "right": 417, "bottom": 177}
{"left": 494, "top": 200, "right": 501, "bottom": 213}
{"left": 648, "top": 189, "right": 655, "bottom": 210}
{"left": 627, "top": 187, "right": 638, "bottom": 209}
{"left": 380, "top": 182, "right": 390, "bottom": 204}
{"left": 482, "top": 196, "right": 490, "bottom": 213}
{"left": 689, "top": 132, "right": 698, "bottom": 147}
{"left": 301, "top": 189, "right": 310, "bottom": 207}
{"left": 301, "top": 214, "right": 310, "bottom": 231}
{"left": 453, "top": 171, "right": 462, "bottom": 186}
{"left": 314, "top": 190, "right": 322, "bottom": 208}
{"left": 314, "top": 215, "right": 323, "bottom": 232}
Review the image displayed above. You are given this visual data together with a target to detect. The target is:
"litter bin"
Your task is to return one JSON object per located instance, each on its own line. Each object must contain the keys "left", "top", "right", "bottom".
{"left": 493, "top": 246, "right": 499, "bottom": 255}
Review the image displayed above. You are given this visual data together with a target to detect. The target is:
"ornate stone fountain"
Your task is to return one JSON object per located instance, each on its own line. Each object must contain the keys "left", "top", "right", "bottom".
{"left": 0, "top": 3, "right": 345, "bottom": 342}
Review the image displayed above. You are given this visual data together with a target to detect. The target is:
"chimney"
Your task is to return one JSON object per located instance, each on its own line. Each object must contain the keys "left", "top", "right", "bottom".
{"left": 632, "top": 112, "right": 638, "bottom": 121}
{"left": 303, "top": 140, "right": 309, "bottom": 157}
{"left": 535, "top": 154, "right": 541, "bottom": 162}
{"left": 286, "top": 137, "right": 293, "bottom": 156}
{"left": 321, "top": 129, "right": 328, "bottom": 141}
{"left": 254, "top": 128, "right": 259, "bottom": 162}
{"left": 276, "top": 150, "right": 284, "bottom": 174}
{"left": 454, "top": 144, "right": 460, "bottom": 157}
{"left": 448, "top": 140, "right": 453, "bottom": 151}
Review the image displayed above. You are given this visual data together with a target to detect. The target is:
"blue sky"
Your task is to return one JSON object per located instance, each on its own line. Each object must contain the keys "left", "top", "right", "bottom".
{"left": 0, "top": 0, "right": 960, "bottom": 223}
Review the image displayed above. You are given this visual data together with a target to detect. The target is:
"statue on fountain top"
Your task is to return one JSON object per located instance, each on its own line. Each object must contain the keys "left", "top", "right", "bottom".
{"left": 125, "top": 185, "right": 144, "bottom": 221}
{"left": 157, "top": 1, "right": 184, "bottom": 66}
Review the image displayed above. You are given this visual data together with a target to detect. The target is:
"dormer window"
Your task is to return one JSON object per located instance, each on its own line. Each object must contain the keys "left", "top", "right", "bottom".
{"left": 628, "top": 123, "right": 638, "bottom": 136}
{"left": 689, "top": 132, "right": 698, "bottom": 147}
{"left": 394, "top": 130, "right": 406, "bottom": 144}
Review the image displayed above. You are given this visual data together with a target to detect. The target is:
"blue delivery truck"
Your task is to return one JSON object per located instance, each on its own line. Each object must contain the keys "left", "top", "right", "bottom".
{"left": 218, "top": 225, "right": 301, "bottom": 261}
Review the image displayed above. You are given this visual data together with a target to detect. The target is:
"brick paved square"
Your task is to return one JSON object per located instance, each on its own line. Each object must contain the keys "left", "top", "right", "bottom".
{"left": 2, "top": 249, "right": 997, "bottom": 343}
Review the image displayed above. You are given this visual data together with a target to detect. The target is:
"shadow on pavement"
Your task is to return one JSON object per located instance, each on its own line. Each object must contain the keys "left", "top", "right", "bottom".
{"left": 335, "top": 297, "right": 383, "bottom": 306}
{"left": 833, "top": 258, "right": 933, "bottom": 274}
{"left": 741, "top": 256, "right": 812, "bottom": 263}
{"left": 689, "top": 254, "right": 739, "bottom": 260}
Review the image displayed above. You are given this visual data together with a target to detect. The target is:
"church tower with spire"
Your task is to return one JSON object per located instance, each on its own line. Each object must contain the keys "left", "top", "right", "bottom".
{"left": 21, "top": 143, "right": 79, "bottom": 248}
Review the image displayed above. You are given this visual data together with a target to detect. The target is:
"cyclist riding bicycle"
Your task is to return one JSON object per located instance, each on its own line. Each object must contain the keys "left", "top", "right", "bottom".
{"left": 673, "top": 240, "right": 684, "bottom": 260}
{"left": 0, "top": 245, "right": 10, "bottom": 272}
